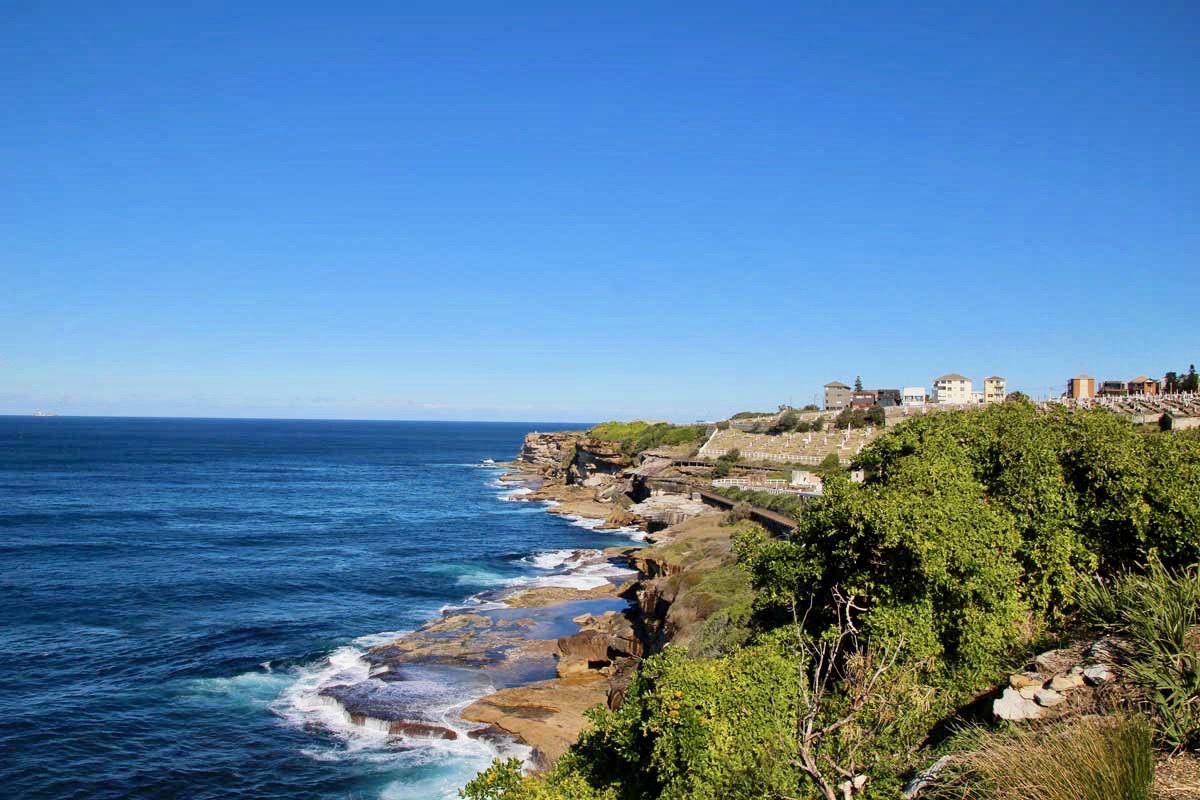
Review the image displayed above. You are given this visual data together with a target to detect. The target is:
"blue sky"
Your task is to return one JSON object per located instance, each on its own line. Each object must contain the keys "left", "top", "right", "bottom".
{"left": 3, "top": 1, "right": 1197, "bottom": 421}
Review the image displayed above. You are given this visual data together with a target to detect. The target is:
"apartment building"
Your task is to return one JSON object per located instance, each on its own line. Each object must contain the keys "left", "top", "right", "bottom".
{"left": 933, "top": 373, "right": 973, "bottom": 404}
{"left": 983, "top": 376, "right": 1007, "bottom": 403}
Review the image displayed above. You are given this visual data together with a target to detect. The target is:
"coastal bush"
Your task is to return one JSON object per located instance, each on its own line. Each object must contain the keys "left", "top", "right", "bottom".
{"left": 556, "top": 644, "right": 804, "bottom": 800}
{"left": 816, "top": 452, "right": 842, "bottom": 477}
{"left": 742, "top": 404, "right": 1200, "bottom": 680}
{"left": 461, "top": 758, "right": 616, "bottom": 800}
{"left": 689, "top": 600, "right": 753, "bottom": 657}
{"left": 588, "top": 421, "right": 706, "bottom": 456}
{"left": 711, "top": 449, "right": 739, "bottom": 479}
{"left": 768, "top": 409, "right": 799, "bottom": 433}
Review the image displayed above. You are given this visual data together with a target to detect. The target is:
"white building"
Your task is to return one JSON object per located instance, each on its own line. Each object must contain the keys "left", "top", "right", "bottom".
{"left": 933, "top": 373, "right": 974, "bottom": 405}
{"left": 901, "top": 386, "right": 927, "bottom": 406}
{"left": 791, "top": 470, "right": 823, "bottom": 493}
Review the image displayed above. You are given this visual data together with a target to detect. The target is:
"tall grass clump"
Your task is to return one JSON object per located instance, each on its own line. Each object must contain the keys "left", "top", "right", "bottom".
{"left": 940, "top": 716, "right": 1153, "bottom": 800}
{"left": 1079, "top": 559, "right": 1200, "bottom": 750}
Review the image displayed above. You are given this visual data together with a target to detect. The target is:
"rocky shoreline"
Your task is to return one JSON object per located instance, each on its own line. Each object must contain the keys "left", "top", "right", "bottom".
{"left": 314, "top": 431, "right": 730, "bottom": 769}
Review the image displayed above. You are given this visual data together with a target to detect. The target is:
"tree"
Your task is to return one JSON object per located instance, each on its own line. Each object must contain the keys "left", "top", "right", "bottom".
{"left": 854, "top": 376, "right": 863, "bottom": 392}
{"left": 1165, "top": 372, "right": 1180, "bottom": 393}
{"left": 1185, "top": 364, "right": 1199, "bottom": 392}
{"left": 1005, "top": 390, "right": 1030, "bottom": 403}
{"left": 865, "top": 405, "right": 885, "bottom": 426}
{"left": 816, "top": 452, "right": 842, "bottom": 478}
{"left": 770, "top": 409, "right": 800, "bottom": 434}
{"left": 791, "top": 589, "right": 902, "bottom": 800}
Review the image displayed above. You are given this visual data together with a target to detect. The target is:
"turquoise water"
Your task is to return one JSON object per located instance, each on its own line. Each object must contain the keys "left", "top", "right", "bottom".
{"left": 0, "top": 417, "right": 637, "bottom": 799}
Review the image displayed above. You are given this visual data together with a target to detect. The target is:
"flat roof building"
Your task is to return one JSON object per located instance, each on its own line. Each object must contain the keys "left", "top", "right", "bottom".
{"left": 1067, "top": 374, "right": 1096, "bottom": 400}
{"left": 824, "top": 381, "right": 852, "bottom": 411}
{"left": 1129, "top": 376, "right": 1159, "bottom": 395}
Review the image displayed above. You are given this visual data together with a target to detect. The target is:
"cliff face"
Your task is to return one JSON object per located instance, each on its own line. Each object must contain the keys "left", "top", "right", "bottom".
{"left": 517, "top": 431, "right": 639, "bottom": 488}
{"left": 568, "top": 437, "right": 634, "bottom": 485}
{"left": 517, "top": 431, "right": 584, "bottom": 477}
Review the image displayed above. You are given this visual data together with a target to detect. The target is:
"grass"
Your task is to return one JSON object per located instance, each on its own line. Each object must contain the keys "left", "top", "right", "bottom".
{"left": 936, "top": 715, "right": 1154, "bottom": 800}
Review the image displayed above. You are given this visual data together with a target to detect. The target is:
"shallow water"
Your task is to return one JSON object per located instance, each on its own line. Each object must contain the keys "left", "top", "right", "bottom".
{"left": 0, "top": 417, "right": 636, "bottom": 799}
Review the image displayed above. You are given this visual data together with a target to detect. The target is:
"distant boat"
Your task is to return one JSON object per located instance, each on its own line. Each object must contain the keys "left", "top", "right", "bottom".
{"left": 31, "top": 411, "right": 57, "bottom": 417}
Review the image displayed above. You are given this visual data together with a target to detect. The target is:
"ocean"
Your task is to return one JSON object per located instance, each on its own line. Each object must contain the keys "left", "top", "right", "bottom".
{"left": 0, "top": 417, "right": 639, "bottom": 799}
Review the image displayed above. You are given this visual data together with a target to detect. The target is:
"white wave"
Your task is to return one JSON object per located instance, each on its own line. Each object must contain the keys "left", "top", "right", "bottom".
{"left": 439, "top": 598, "right": 509, "bottom": 614}
{"left": 453, "top": 567, "right": 519, "bottom": 587}
{"left": 497, "top": 486, "right": 534, "bottom": 502}
{"left": 524, "top": 549, "right": 577, "bottom": 569}
{"left": 562, "top": 514, "right": 647, "bottom": 541}
{"left": 272, "top": 644, "right": 527, "bottom": 775}
{"left": 520, "top": 572, "right": 610, "bottom": 590}
{"left": 351, "top": 629, "right": 414, "bottom": 649}
{"left": 184, "top": 669, "right": 293, "bottom": 709}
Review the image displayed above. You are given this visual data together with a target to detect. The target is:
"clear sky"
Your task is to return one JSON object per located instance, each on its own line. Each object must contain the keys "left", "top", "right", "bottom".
{"left": 3, "top": 1, "right": 1197, "bottom": 421}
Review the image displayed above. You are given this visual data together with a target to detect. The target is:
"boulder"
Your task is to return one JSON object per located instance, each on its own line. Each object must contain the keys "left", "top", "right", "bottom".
{"left": 1083, "top": 665, "right": 1113, "bottom": 685}
{"left": 993, "top": 687, "right": 1043, "bottom": 721}
{"left": 556, "top": 613, "right": 642, "bottom": 678}
{"left": 1034, "top": 688, "right": 1065, "bottom": 707}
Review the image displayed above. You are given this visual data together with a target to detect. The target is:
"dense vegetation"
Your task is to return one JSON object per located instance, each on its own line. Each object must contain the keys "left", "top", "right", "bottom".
{"left": 767, "top": 409, "right": 826, "bottom": 434}
{"left": 834, "top": 405, "right": 884, "bottom": 429}
{"left": 466, "top": 404, "right": 1200, "bottom": 800}
{"left": 588, "top": 421, "right": 707, "bottom": 456}
{"left": 1164, "top": 365, "right": 1199, "bottom": 393}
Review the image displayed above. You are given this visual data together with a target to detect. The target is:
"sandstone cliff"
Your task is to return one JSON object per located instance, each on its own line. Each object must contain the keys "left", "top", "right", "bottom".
{"left": 517, "top": 431, "right": 584, "bottom": 478}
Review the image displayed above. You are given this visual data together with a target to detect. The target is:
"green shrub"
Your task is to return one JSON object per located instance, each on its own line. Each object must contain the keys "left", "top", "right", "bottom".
{"left": 589, "top": 421, "right": 707, "bottom": 456}
{"left": 461, "top": 758, "right": 617, "bottom": 800}
{"left": 569, "top": 644, "right": 804, "bottom": 800}
{"left": 736, "top": 404, "right": 1200, "bottom": 680}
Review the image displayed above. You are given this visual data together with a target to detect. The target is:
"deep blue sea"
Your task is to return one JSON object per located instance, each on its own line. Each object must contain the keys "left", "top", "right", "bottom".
{"left": 0, "top": 417, "right": 638, "bottom": 800}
